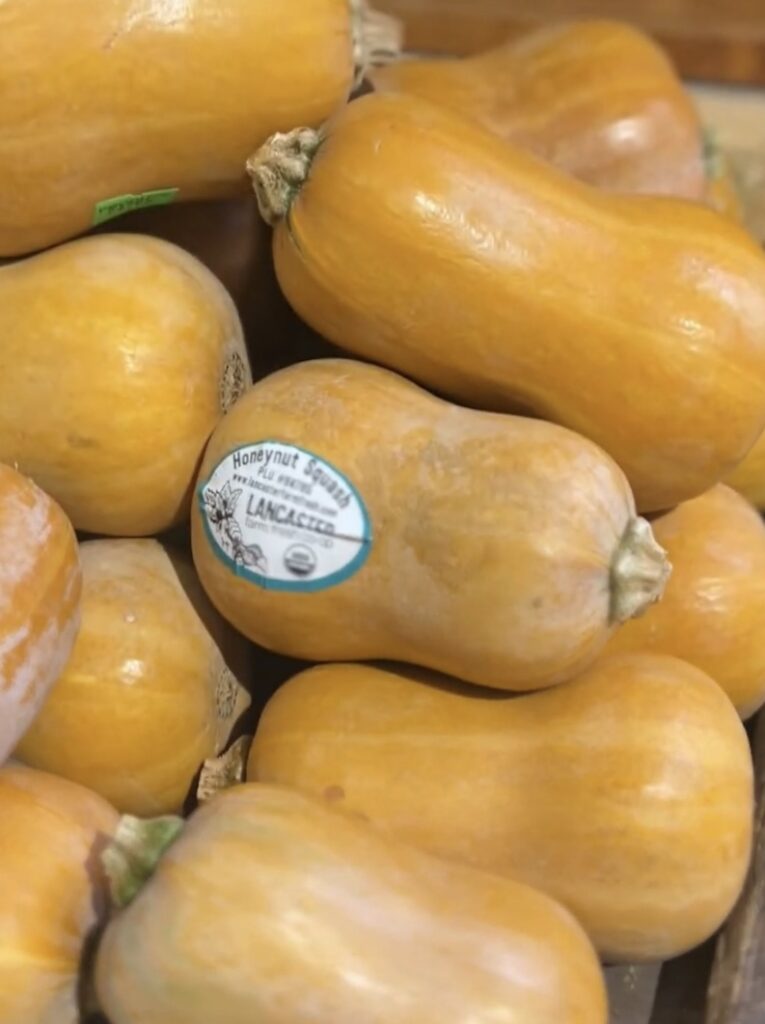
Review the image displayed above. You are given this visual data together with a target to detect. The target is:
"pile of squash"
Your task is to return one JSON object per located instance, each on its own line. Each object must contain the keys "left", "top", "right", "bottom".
{"left": 2, "top": 4, "right": 765, "bottom": 1023}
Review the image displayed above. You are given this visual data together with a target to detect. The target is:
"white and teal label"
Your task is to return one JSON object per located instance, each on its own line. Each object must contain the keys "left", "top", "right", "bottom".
{"left": 199, "top": 441, "right": 372, "bottom": 592}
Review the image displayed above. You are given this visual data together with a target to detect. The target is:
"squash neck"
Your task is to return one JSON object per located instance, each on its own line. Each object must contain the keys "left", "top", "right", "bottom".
{"left": 247, "top": 128, "right": 321, "bottom": 226}
{"left": 610, "top": 517, "right": 671, "bottom": 624}
{"left": 102, "top": 814, "right": 184, "bottom": 909}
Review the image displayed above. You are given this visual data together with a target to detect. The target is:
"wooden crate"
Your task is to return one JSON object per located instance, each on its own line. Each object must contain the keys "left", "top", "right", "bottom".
{"left": 695, "top": 84, "right": 765, "bottom": 240}
{"left": 605, "top": 710, "right": 765, "bottom": 1023}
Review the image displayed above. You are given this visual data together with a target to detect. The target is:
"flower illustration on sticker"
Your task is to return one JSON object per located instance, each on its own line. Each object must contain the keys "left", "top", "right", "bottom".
{"left": 203, "top": 481, "right": 269, "bottom": 575}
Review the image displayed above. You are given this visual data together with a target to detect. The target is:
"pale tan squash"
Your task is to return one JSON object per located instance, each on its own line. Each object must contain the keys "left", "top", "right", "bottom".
{"left": 15, "top": 539, "right": 251, "bottom": 816}
{"left": 250, "top": 656, "right": 754, "bottom": 962}
{"left": 0, "top": 464, "right": 81, "bottom": 764}
{"left": 0, "top": 234, "right": 251, "bottom": 536}
{"left": 372, "top": 20, "right": 706, "bottom": 199}
{"left": 191, "top": 358, "right": 669, "bottom": 692}
{"left": 0, "top": 762, "right": 118, "bottom": 1024}
{"left": 95, "top": 784, "right": 607, "bottom": 1024}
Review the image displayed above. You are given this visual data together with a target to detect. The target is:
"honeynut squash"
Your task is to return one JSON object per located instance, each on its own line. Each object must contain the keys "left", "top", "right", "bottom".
{"left": 0, "top": 234, "right": 252, "bottom": 536}
{"left": 0, "top": 763, "right": 118, "bottom": 1024}
{"left": 249, "top": 92, "right": 765, "bottom": 513}
{"left": 0, "top": 464, "right": 80, "bottom": 764}
{"left": 94, "top": 785, "right": 608, "bottom": 1024}
{"left": 250, "top": 655, "right": 754, "bottom": 962}
{"left": 0, "top": 0, "right": 401, "bottom": 255}
{"left": 191, "top": 359, "right": 669, "bottom": 692}
{"left": 15, "top": 539, "right": 252, "bottom": 817}
{"left": 371, "top": 20, "right": 707, "bottom": 199}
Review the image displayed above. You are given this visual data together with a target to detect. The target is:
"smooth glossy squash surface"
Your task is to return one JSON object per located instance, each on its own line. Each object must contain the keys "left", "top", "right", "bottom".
{"left": 250, "top": 656, "right": 754, "bottom": 961}
{"left": 250, "top": 92, "right": 765, "bottom": 512}
{"left": 0, "top": 763, "right": 118, "bottom": 1024}
{"left": 726, "top": 430, "right": 765, "bottom": 509}
{"left": 95, "top": 784, "right": 607, "bottom": 1024}
{"left": 0, "top": 0, "right": 399, "bottom": 256}
{"left": 0, "top": 234, "right": 251, "bottom": 536}
{"left": 0, "top": 464, "right": 80, "bottom": 764}
{"left": 191, "top": 359, "right": 668, "bottom": 692}
{"left": 372, "top": 20, "right": 705, "bottom": 199}
{"left": 15, "top": 539, "right": 251, "bottom": 816}
{"left": 601, "top": 485, "right": 765, "bottom": 719}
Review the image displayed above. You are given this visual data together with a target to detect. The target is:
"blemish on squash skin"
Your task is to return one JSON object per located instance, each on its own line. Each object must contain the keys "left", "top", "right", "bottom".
{"left": 68, "top": 434, "right": 99, "bottom": 450}
{"left": 324, "top": 785, "right": 346, "bottom": 803}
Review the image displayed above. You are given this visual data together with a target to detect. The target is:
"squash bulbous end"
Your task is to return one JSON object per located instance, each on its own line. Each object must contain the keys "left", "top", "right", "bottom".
{"left": 610, "top": 517, "right": 671, "bottom": 624}
{"left": 247, "top": 128, "right": 321, "bottom": 226}
{"left": 102, "top": 814, "right": 185, "bottom": 909}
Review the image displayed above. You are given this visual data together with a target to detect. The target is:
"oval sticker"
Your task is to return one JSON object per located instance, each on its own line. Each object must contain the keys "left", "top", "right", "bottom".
{"left": 198, "top": 441, "right": 372, "bottom": 592}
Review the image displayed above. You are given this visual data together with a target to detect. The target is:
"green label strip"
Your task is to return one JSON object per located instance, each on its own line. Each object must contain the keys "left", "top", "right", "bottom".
{"left": 92, "top": 187, "right": 179, "bottom": 226}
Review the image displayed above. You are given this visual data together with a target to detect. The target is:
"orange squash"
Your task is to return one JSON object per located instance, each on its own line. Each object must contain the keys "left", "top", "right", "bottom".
{"left": 372, "top": 20, "right": 705, "bottom": 199}
{"left": 600, "top": 485, "right": 765, "bottom": 719}
{"left": 91, "top": 199, "right": 271, "bottom": 332}
{"left": 191, "top": 358, "right": 669, "bottom": 692}
{"left": 0, "top": 233, "right": 251, "bottom": 536}
{"left": 250, "top": 655, "right": 754, "bottom": 962}
{"left": 0, "top": 464, "right": 81, "bottom": 764}
{"left": 0, "top": 762, "right": 118, "bottom": 1024}
{"left": 726, "top": 431, "right": 765, "bottom": 509}
{"left": 95, "top": 784, "right": 607, "bottom": 1024}
{"left": 15, "top": 539, "right": 251, "bottom": 816}
{"left": 249, "top": 92, "right": 765, "bottom": 512}
{"left": 0, "top": 0, "right": 400, "bottom": 256}
{"left": 90, "top": 197, "right": 336, "bottom": 379}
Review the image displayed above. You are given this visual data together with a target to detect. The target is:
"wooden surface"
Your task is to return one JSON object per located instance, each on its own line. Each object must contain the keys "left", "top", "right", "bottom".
{"left": 377, "top": 0, "right": 765, "bottom": 84}
{"left": 694, "top": 84, "right": 765, "bottom": 240}
{"left": 704, "top": 713, "right": 765, "bottom": 1024}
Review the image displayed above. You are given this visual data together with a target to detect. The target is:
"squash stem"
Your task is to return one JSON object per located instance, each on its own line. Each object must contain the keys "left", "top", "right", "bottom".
{"left": 610, "top": 517, "right": 671, "bottom": 624}
{"left": 197, "top": 734, "right": 252, "bottom": 803}
{"left": 102, "top": 815, "right": 184, "bottom": 909}
{"left": 351, "top": 1, "right": 403, "bottom": 86}
{"left": 247, "top": 128, "right": 321, "bottom": 226}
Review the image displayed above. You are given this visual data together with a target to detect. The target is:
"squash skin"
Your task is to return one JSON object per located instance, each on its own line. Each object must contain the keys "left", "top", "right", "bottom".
{"left": 0, "top": 0, "right": 358, "bottom": 256}
{"left": 0, "top": 465, "right": 81, "bottom": 764}
{"left": 600, "top": 485, "right": 765, "bottom": 719}
{"left": 0, "top": 762, "right": 118, "bottom": 1024}
{"left": 89, "top": 198, "right": 334, "bottom": 379}
{"left": 256, "top": 92, "right": 765, "bottom": 512}
{"left": 249, "top": 656, "right": 754, "bottom": 962}
{"left": 91, "top": 199, "right": 271, "bottom": 334}
{"left": 15, "top": 539, "right": 251, "bottom": 816}
{"left": 95, "top": 783, "right": 607, "bottom": 1024}
{"left": 0, "top": 233, "right": 251, "bottom": 536}
{"left": 191, "top": 358, "right": 666, "bottom": 692}
{"left": 725, "top": 430, "right": 765, "bottom": 509}
{"left": 371, "top": 20, "right": 705, "bottom": 200}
